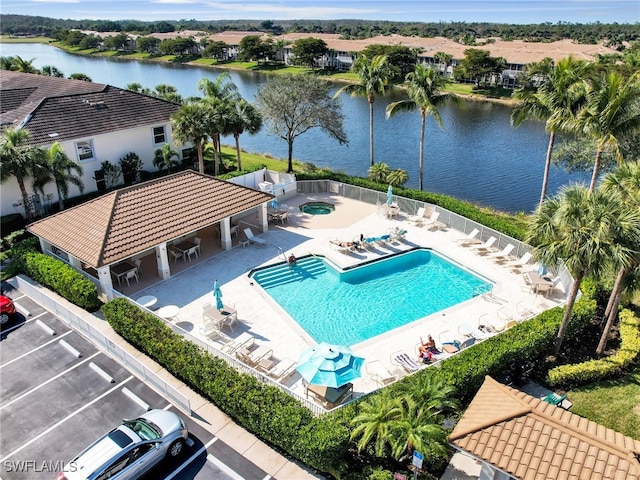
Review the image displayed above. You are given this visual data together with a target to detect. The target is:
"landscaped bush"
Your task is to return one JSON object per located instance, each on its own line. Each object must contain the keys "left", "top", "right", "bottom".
{"left": 547, "top": 309, "right": 640, "bottom": 388}
{"left": 295, "top": 172, "right": 528, "bottom": 240}
{"left": 23, "top": 251, "right": 101, "bottom": 310}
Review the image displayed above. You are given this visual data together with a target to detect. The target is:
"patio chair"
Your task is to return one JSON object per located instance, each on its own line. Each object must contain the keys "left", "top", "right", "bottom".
{"left": 456, "top": 228, "right": 481, "bottom": 246}
{"left": 124, "top": 269, "right": 139, "bottom": 286}
{"left": 423, "top": 211, "right": 445, "bottom": 230}
{"left": 535, "top": 276, "right": 562, "bottom": 298}
{"left": 488, "top": 243, "right": 515, "bottom": 263}
{"left": 408, "top": 207, "right": 427, "bottom": 225}
{"left": 243, "top": 228, "right": 266, "bottom": 246}
{"left": 505, "top": 251, "right": 532, "bottom": 273}
{"left": 266, "top": 358, "right": 296, "bottom": 382}
{"left": 471, "top": 236, "right": 497, "bottom": 254}
{"left": 134, "top": 259, "right": 142, "bottom": 278}
{"left": 169, "top": 248, "right": 183, "bottom": 263}
{"left": 220, "top": 311, "right": 238, "bottom": 333}
{"left": 193, "top": 237, "right": 201, "bottom": 255}
{"left": 392, "top": 352, "right": 422, "bottom": 373}
{"left": 223, "top": 332, "right": 255, "bottom": 354}
{"left": 185, "top": 245, "right": 199, "bottom": 261}
{"left": 366, "top": 360, "right": 398, "bottom": 386}
{"left": 542, "top": 392, "right": 567, "bottom": 406}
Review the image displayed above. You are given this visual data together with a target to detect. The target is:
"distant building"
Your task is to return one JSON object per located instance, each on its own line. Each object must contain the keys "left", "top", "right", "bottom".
{"left": 0, "top": 71, "right": 183, "bottom": 218}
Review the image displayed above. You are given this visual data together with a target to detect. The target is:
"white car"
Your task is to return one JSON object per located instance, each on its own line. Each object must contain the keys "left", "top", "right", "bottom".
{"left": 55, "top": 409, "right": 188, "bottom": 480}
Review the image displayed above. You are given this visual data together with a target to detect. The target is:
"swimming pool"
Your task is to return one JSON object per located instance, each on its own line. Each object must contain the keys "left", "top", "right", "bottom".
{"left": 251, "top": 249, "right": 492, "bottom": 345}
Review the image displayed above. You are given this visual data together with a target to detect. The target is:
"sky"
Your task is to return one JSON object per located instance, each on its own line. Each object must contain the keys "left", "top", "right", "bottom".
{"left": 1, "top": 0, "right": 639, "bottom": 24}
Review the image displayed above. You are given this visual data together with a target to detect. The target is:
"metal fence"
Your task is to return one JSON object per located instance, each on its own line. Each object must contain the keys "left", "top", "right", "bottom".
{"left": 297, "top": 179, "right": 575, "bottom": 294}
{"left": 9, "top": 275, "right": 191, "bottom": 415}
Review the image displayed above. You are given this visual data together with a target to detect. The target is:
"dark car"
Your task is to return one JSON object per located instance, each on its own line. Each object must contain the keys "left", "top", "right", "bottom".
{"left": 0, "top": 295, "right": 16, "bottom": 324}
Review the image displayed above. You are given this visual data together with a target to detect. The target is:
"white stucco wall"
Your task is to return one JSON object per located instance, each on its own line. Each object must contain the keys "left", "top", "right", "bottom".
{"left": 1, "top": 121, "right": 183, "bottom": 217}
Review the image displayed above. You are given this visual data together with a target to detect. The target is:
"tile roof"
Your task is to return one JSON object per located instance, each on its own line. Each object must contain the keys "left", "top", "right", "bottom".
{"left": 27, "top": 171, "right": 274, "bottom": 268}
{"left": 449, "top": 376, "right": 640, "bottom": 480}
{"left": 0, "top": 71, "right": 180, "bottom": 145}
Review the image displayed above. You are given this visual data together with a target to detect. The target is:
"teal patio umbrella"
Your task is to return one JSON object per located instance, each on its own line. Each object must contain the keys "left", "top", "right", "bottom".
{"left": 386, "top": 185, "right": 393, "bottom": 206}
{"left": 271, "top": 198, "right": 278, "bottom": 210}
{"left": 296, "top": 343, "right": 364, "bottom": 388}
{"left": 213, "top": 280, "right": 224, "bottom": 310}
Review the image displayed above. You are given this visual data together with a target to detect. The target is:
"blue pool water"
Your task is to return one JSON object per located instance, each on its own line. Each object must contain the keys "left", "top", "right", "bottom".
{"left": 252, "top": 249, "right": 491, "bottom": 345}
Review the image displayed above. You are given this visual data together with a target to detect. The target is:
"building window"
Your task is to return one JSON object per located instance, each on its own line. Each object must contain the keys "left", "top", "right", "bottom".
{"left": 152, "top": 126, "right": 166, "bottom": 145}
{"left": 75, "top": 140, "right": 95, "bottom": 162}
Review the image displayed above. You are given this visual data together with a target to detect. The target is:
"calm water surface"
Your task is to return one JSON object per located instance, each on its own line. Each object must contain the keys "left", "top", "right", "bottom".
{"left": 4, "top": 43, "right": 591, "bottom": 213}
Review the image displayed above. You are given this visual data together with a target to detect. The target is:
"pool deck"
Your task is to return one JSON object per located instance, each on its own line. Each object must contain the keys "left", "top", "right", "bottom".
{"left": 137, "top": 193, "right": 566, "bottom": 404}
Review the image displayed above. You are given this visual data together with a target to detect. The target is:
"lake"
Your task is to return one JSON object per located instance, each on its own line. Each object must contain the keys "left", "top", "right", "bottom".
{"left": 4, "top": 43, "right": 591, "bottom": 213}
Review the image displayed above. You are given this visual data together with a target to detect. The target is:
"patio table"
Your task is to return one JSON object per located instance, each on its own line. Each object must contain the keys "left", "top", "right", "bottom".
{"left": 203, "top": 305, "right": 237, "bottom": 331}
{"left": 111, "top": 261, "right": 137, "bottom": 286}
{"left": 173, "top": 240, "right": 196, "bottom": 255}
{"left": 524, "top": 272, "right": 554, "bottom": 293}
{"left": 306, "top": 382, "right": 353, "bottom": 408}
{"left": 157, "top": 305, "right": 180, "bottom": 321}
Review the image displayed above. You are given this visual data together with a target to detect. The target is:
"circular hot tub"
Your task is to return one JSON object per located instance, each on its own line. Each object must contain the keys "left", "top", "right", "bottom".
{"left": 299, "top": 202, "right": 335, "bottom": 215}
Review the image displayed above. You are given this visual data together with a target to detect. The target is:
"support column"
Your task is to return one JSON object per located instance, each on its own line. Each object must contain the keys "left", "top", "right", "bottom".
{"left": 68, "top": 255, "right": 82, "bottom": 269}
{"left": 156, "top": 243, "right": 170, "bottom": 279}
{"left": 258, "top": 204, "right": 268, "bottom": 233}
{"left": 38, "top": 237, "right": 47, "bottom": 253}
{"left": 220, "top": 218, "right": 232, "bottom": 251}
{"left": 97, "top": 266, "right": 115, "bottom": 301}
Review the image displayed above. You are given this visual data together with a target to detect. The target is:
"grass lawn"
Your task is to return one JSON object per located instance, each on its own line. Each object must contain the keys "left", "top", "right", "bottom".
{"left": 569, "top": 364, "right": 640, "bottom": 440}
{"left": 0, "top": 36, "right": 52, "bottom": 44}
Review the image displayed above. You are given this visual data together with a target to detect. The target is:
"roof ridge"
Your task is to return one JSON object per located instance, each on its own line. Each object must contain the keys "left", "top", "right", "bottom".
{"left": 96, "top": 192, "right": 119, "bottom": 267}
{"left": 449, "top": 376, "right": 533, "bottom": 440}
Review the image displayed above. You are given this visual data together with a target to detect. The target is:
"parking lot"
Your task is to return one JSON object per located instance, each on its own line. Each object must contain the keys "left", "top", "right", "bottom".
{"left": 0, "top": 284, "right": 271, "bottom": 480}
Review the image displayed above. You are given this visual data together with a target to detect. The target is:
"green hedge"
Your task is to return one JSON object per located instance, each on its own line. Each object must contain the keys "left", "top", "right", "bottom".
{"left": 101, "top": 299, "right": 351, "bottom": 477}
{"left": 295, "top": 172, "right": 528, "bottom": 240}
{"left": 23, "top": 252, "right": 102, "bottom": 310}
{"left": 546, "top": 309, "right": 640, "bottom": 388}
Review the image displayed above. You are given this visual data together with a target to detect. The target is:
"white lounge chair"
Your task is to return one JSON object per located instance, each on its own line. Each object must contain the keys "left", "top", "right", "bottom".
{"left": 243, "top": 228, "right": 266, "bottom": 246}
{"left": 366, "top": 360, "right": 398, "bottom": 386}
{"left": 330, "top": 240, "right": 356, "bottom": 254}
{"left": 488, "top": 243, "right": 515, "bottom": 263}
{"left": 408, "top": 207, "right": 427, "bottom": 225}
{"left": 456, "top": 228, "right": 481, "bottom": 246}
{"left": 423, "top": 211, "right": 445, "bottom": 230}
{"left": 393, "top": 352, "right": 422, "bottom": 373}
{"left": 471, "top": 236, "right": 497, "bottom": 254}
{"left": 505, "top": 251, "right": 532, "bottom": 273}
{"left": 224, "top": 332, "right": 255, "bottom": 354}
{"left": 266, "top": 358, "right": 296, "bottom": 382}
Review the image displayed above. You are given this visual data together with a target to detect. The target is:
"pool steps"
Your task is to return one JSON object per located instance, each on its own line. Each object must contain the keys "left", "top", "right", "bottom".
{"left": 254, "top": 257, "right": 326, "bottom": 289}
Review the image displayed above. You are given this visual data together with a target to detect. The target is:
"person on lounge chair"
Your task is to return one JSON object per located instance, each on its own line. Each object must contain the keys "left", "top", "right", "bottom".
{"left": 418, "top": 335, "right": 440, "bottom": 362}
{"left": 331, "top": 240, "right": 355, "bottom": 248}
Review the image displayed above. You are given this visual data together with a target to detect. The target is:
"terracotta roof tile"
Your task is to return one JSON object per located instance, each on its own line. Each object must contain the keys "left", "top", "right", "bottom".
{"left": 449, "top": 376, "right": 640, "bottom": 480}
{"left": 27, "top": 171, "right": 273, "bottom": 267}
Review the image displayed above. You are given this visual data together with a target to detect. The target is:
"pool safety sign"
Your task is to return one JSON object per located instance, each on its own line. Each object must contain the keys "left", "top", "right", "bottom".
{"left": 412, "top": 451, "right": 423, "bottom": 469}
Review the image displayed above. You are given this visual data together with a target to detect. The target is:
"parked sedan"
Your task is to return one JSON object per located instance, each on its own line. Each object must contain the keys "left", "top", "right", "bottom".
{"left": 56, "top": 409, "right": 188, "bottom": 480}
{"left": 0, "top": 295, "right": 16, "bottom": 324}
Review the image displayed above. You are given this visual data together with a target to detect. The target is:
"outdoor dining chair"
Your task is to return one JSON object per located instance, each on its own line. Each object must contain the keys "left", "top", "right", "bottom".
{"left": 124, "top": 269, "right": 139, "bottom": 286}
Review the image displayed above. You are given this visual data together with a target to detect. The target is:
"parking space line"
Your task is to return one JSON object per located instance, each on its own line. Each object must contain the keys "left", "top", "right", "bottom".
{"left": 164, "top": 437, "right": 218, "bottom": 480}
{"left": 206, "top": 453, "right": 245, "bottom": 480}
{"left": 0, "top": 311, "right": 48, "bottom": 336}
{"left": 262, "top": 475, "right": 272, "bottom": 480}
{"left": 0, "top": 330, "right": 72, "bottom": 368}
{"left": 0, "top": 375, "right": 133, "bottom": 463}
{"left": 0, "top": 351, "right": 100, "bottom": 411}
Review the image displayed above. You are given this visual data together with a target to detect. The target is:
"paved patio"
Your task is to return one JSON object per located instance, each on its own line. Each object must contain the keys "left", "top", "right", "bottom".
{"left": 132, "top": 193, "right": 566, "bottom": 404}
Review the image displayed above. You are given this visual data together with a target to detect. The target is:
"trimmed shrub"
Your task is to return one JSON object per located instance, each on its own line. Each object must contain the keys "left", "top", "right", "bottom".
{"left": 23, "top": 252, "right": 101, "bottom": 310}
{"left": 547, "top": 309, "right": 640, "bottom": 388}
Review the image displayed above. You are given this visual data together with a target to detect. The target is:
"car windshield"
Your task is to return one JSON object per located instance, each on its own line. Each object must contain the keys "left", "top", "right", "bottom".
{"left": 123, "top": 418, "right": 161, "bottom": 441}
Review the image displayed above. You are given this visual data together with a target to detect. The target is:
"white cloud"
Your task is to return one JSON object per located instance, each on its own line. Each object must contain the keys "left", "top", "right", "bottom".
{"left": 32, "top": 0, "right": 80, "bottom": 3}
{"left": 151, "top": 0, "right": 198, "bottom": 4}
{"left": 203, "top": 2, "right": 380, "bottom": 18}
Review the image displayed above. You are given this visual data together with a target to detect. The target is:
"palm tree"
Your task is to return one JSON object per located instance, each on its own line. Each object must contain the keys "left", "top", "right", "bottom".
{"left": 334, "top": 54, "right": 392, "bottom": 166}
{"left": 198, "top": 74, "right": 240, "bottom": 168}
{"left": 40, "top": 65, "right": 64, "bottom": 77}
{"left": 386, "top": 64, "right": 463, "bottom": 191}
{"left": 367, "top": 162, "right": 391, "bottom": 183}
{"left": 171, "top": 101, "right": 210, "bottom": 174}
{"left": 511, "top": 56, "right": 593, "bottom": 208}
{"left": 33, "top": 142, "right": 84, "bottom": 211}
{"left": 596, "top": 161, "right": 640, "bottom": 354}
{"left": 153, "top": 84, "right": 182, "bottom": 104}
{"left": 153, "top": 144, "right": 180, "bottom": 173}
{"left": 566, "top": 71, "right": 640, "bottom": 191}
{"left": 12, "top": 55, "right": 37, "bottom": 73}
{"left": 227, "top": 99, "right": 263, "bottom": 171}
{"left": 526, "top": 184, "right": 640, "bottom": 353}
{"left": 0, "top": 127, "right": 48, "bottom": 219}
{"left": 351, "top": 378, "right": 456, "bottom": 463}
